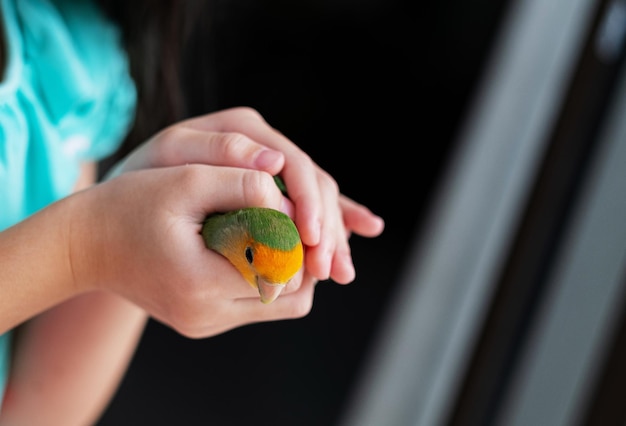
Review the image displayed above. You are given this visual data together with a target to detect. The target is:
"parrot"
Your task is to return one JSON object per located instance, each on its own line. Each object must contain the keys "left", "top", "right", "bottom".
{"left": 201, "top": 176, "right": 303, "bottom": 304}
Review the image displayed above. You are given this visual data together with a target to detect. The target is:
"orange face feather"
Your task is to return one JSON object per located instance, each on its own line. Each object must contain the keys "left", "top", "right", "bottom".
{"left": 201, "top": 207, "right": 304, "bottom": 304}
{"left": 219, "top": 233, "right": 303, "bottom": 288}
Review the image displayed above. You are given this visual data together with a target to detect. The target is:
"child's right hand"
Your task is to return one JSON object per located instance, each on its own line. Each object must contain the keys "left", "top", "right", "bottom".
{"left": 106, "top": 107, "right": 384, "bottom": 290}
{"left": 69, "top": 165, "right": 315, "bottom": 338}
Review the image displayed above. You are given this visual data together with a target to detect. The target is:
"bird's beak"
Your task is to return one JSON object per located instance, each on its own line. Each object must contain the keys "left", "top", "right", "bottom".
{"left": 257, "top": 279, "right": 286, "bottom": 304}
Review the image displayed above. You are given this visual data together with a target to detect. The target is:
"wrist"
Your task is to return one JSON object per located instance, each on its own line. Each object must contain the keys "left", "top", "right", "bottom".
{"left": 64, "top": 187, "right": 105, "bottom": 294}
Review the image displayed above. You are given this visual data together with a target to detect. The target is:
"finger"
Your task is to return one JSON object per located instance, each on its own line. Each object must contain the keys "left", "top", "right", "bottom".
{"left": 281, "top": 160, "right": 323, "bottom": 247}
{"left": 160, "top": 165, "right": 285, "bottom": 219}
{"left": 232, "top": 123, "right": 326, "bottom": 246}
{"left": 207, "top": 263, "right": 305, "bottom": 304}
{"left": 304, "top": 218, "right": 355, "bottom": 284}
{"left": 184, "top": 272, "right": 317, "bottom": 338}
{"left": 151, "top": 127, "right": 285, "bottom": 174}
{"left": 299, "top": 169, "right": 352, "bottom": 281}
{"left": 339, "top": 196, "right": 386, "bottom": 238}
{"left": 231, "top": 272, "right": 316, "bottom": 320}
{"left": 329, "top": 239, "right": 355, "bottom": 285}
{"left": 183, "top": 109, "right": 324, "bottom": 245}
{"left": 181, "top": 107, "right": 277, "bottom": 136}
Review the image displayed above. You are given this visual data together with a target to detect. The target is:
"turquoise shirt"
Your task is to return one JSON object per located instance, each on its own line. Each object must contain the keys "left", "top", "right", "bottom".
{"left": 0, "top": 0, "right": 136, "bottom": 408}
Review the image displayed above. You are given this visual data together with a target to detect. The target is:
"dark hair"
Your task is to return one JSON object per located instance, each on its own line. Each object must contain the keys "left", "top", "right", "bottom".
{"left": 96, "top": 0, "right": 210, "bottom": 175}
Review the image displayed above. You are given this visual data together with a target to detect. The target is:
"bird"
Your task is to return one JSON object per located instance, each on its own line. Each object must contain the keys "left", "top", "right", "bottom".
{"left": 201, "top": 176, "right": 303, "bottom": 304}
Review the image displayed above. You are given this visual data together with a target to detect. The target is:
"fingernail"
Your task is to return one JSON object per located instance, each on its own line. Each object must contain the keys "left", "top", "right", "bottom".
{"left": 255, "top": 149, "right": 283, "bottom": 170}
{"left": 374, "top": 216, "right": 385, "bottom": 233}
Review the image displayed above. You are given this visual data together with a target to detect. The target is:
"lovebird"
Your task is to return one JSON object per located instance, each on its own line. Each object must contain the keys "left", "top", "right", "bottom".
{"left": 201, "top": 177, "right": 303, "bottom": 304}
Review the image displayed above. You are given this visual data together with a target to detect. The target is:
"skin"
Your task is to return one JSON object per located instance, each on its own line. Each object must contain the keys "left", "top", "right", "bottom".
{"left": 0, "top": 164, "right": 148, "bottom": 426}
{"left": 0, "top": 107, "right": 384, "bottom": 425}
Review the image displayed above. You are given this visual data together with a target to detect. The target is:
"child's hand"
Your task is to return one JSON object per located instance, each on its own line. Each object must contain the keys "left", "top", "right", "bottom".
{"left": 107, "top": 107, "right": 384, "bottom": 287}
{"left": 71, "top": 165, "right": 315, "bottom": 338}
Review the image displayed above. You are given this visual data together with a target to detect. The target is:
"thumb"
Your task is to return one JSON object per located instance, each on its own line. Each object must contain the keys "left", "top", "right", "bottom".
{"left": 178, "top": 165, "right": 287, "bottom": 219}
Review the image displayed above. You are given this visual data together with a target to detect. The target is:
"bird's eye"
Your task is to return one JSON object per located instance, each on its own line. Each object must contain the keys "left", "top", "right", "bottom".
{"left": 245, "top": 247, "right": 253, "bottom": 264}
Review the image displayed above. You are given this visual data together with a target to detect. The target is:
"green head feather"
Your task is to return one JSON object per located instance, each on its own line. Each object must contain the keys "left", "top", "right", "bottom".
{"left": 202, "top": 208, "right": 300, "bottom": 252}
{"left": 273, "top": 175, "right": 288, "bottom": 197}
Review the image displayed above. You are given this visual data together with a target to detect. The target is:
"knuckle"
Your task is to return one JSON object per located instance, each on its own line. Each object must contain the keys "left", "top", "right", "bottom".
{"left": 230, "top": 106, "right": 264, "bottom": 122}
{"left": 284, "top": 278, "right": 303, "bottom": 294}
{"left": 292, "top": 150, "right": 314, "bottom": 168}
{"left": 218, "top": 132, "right": 251, "bottom": 158}
{"left": 285, "top": 293, "right": 313, "bottom": 318}
{"left": 241, "top": 170, "right": 277, "bottom": 207}
{"left": 150, "top": 126, "right": 182, "bottom": 165}
{"left": 320, "top": 169, "right": 340, "bottom": 194}
{"left": 174, "top": 163, "right": 205, "bottom": 188}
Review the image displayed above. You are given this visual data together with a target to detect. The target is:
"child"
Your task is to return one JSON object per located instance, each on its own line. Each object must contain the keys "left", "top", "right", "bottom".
{"left": 0, "top": 0, "right": 384, "bottom": 424}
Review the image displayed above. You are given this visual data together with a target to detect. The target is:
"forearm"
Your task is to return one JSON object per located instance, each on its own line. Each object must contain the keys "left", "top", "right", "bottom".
{"left": 0, "top": 291, "right": 148, "bottom": 426}
{"left": 0, "top": 196, "right": 82, "bottom": 335}
{"left": 0, "top": 161, "right": 147, "bottom": 424}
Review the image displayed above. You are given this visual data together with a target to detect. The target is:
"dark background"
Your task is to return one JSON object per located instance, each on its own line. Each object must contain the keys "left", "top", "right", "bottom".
{"left": 98, "top": 0, "right": 509, "bottom": 424}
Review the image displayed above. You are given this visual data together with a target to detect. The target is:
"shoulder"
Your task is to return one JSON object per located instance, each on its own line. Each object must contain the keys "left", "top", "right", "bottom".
{"left": 4, "top": 0, "right": 136, "bottom": 160}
